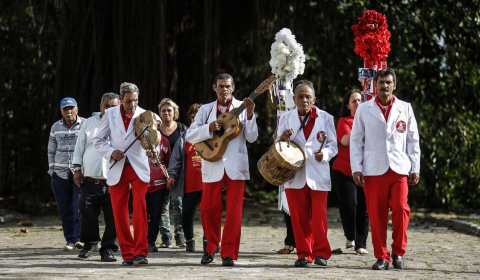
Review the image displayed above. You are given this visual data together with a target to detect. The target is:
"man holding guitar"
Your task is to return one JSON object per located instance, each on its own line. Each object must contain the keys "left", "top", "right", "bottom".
{"left": 186, "top": 73, "right": 258, "bottom": 266}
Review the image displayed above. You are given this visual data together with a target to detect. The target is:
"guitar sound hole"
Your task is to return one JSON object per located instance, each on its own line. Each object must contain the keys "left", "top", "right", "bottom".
{"left": 215, "top": 127, "right": 225, "bottom": 137}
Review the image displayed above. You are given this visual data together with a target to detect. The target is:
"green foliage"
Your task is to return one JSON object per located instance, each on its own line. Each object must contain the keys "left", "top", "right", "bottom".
{"left": 1, "top": 0, "right": 58, "bottom": 209}
{"left": 1, "top": 0, "right": 479, "bottom": 210}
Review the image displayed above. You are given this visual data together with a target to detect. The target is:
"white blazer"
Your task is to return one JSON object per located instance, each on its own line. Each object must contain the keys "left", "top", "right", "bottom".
{"left": 93, "top": 106, "right": 150, "bottom": 185}
{"left": 275, "top": 106, "right": 338, "bottom": 191}
{"left": 350, "top": 97, "right": 421, "bottom": 176}
{"left": 186, "top": 97, "right": 258, "bottom": 183}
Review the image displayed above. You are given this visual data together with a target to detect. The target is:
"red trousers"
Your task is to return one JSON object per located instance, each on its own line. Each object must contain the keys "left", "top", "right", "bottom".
{"left": 364, "top": 168, "right": 410, "bottom": 262}
{"left": 286, "top": 185, "right": 331, "bottom": 263}
{"left": 109, "top": 164, "right": 149, "bottom": 260}
{"left": 200, "top": 173, "right": 244, "bottom": 260}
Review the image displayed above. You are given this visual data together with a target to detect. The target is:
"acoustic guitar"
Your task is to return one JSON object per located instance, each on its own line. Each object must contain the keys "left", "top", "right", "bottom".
{"left": 195, "top": 76, "right": 276, "bottom": 162}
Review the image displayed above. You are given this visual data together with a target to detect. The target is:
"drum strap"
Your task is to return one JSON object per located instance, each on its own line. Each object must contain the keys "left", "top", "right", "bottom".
{"left": 297, "top": 111, "right": 311, "bottom": 134}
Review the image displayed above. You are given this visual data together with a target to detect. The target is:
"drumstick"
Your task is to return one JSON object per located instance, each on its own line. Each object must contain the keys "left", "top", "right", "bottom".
{"left": 318, "top": 134, "right": 327, "bottom": 151}
{"left": 314, "top": 135, "right": 328, "bottom": 158}
{"left": 288, "top": 129, "right": 294, "bottom": 147}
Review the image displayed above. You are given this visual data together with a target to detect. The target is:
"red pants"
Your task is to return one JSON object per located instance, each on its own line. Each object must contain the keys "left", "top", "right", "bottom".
{"left": 286, "top": 185, "right": 331, "bottom": 263}
{"left": 109, "top": 164, "right": 149, "bottom": 260}
{"left": 364, "top": 168, "right": 410, "bottom": 262}
{"left": 200, "top": 173, "right": 244, "bottom": 260}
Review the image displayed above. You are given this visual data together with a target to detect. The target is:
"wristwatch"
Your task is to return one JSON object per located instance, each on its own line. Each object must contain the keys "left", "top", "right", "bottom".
{"left": 73, "top": 166, "right": 82, "bottom": 172}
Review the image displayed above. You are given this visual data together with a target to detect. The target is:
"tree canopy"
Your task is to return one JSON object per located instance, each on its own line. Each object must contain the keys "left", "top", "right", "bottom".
{"left": 1, "top": 0, "right": 479, "bottom": 211}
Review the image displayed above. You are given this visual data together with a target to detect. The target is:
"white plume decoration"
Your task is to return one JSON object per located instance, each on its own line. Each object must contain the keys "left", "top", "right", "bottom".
{"left": 269, "top": 28, "right": 305, "bottom": 82}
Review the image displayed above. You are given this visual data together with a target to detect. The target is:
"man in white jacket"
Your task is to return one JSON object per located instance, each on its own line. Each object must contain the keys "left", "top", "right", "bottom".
{"left": 277, "top": 80, "right": 338, "bottom": 267}
{"left": 93, "top": 83, "right": 150, "bottom": 266}
{"left": 73, "top": 92, "right": 119, "bottom": 262}
{"left": 350, "top": 67, "right": 421, "bottom": 270}
{"left": 186, "top": 73, "right": 258, "bottom": 266}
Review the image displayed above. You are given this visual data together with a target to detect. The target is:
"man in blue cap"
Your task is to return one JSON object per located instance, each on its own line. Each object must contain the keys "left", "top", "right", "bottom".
{"left": 48, "top": 97, "right": 86, "bottom": 251}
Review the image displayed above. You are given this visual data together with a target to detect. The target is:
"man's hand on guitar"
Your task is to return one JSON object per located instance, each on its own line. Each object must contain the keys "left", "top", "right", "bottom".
{"left": 244, "top": 98, "right": 255, "bottom": 120}
{"left": 209, "top": 120, "right": 223, "bottom": 132}
{"left": 280, "top": 129, "right": 294, "bottom": 141}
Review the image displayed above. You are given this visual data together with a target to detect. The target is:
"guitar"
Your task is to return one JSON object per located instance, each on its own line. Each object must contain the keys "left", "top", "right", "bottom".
{"left": 195, "top": 76, "right": 276, "bottom": 162}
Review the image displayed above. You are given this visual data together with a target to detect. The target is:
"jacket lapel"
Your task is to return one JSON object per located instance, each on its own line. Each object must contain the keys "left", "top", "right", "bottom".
{"left": 114, "top": 106, "right": 126, "bottom": 135}
{"left": 126, "top": 108, "right": 141, "bottom": 137}
{"left": 291, "top": 109, "right": 305, "bottom": 143}
{"left": 207, "top": 101, "right": 218, "bottom": 123}
{"left": 230, "top": 97, "right": 242, "bottom": 112}
{"left": 368, "top": 100, "right": 387, "bottom": 125}
{"left": 387, "top": 99, "right": 403, "bottom": 135}
{"left": 306, "top": 107, "right": 322, "bottom": 143}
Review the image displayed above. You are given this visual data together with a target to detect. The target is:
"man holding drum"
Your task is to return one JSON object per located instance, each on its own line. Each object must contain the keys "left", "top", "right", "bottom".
{"left": 277, "top": 80, "right": 338, "bottom": 267}
{"left": 350, "top": 67, "right": 420, "bottom": 270}
{"left": 186, "top": 73, "right": 258, "bottom": 266}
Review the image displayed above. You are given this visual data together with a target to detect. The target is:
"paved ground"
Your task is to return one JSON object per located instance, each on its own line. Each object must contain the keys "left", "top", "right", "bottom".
{"left": 1, "top": 202, "right": 480, "bottom": 279}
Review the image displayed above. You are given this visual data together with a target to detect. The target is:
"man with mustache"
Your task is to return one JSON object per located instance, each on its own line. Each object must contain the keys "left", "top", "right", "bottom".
{"left": 277, "top": 80, "right": 338, "bottom": 267}
{"left": 350, "top": 67, "right": 421, "bottom": 270}
{"left": 186, "top": 73, "right": 258, "bottom": 266}
{"left": 48, "top": 97, "right": 85, "bottom": 251}
{"left": 94, "top": 83, "right": 151, "bottom": 266}
{"left": 73, "top": 92, "right": 120, "bottom": 261}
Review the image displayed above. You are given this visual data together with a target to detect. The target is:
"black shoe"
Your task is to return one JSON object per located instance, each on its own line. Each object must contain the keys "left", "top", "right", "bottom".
{"left": 391, "top": 254, "right": 404, "bottom": 269}
{"left": 176, "top": 235, "right": 187, "bottom": 247}
{"left": 78, "top": 243, "right": 97, "bottom": 259}
{"left": 372, "top": 259, "right": 389, "bottom": 270}
{"left": 201, "top": 252, "right": 214, "bottom": 265}
{"left": 101, "top": 249, "right": 117, "bottom": 262}
{"left": 160, "top": 239, "right": 173, "bottom": 248}
{"left": 186, "top": 239, "right": 195, "bottom": 252}
{"left": 222, "top": 257, "right": 234, "bottom": 266}
{"left": 314, "top": 256, "right": 327, "bottom": 266}
{"left": 148, "top": 243, "right": 158, "bottom": 252}
{"left": 122, "top": 259, "right": 134, "bottom": 266}
{"left": 294, "top": 258, "right": 310, "bottom": 267}
{"left": 133, "top": 255, "right": 148, "bottom": 266}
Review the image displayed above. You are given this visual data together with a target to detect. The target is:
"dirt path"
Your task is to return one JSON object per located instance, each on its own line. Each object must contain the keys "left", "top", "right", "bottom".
{"left": 1, "top": 204, "right": 479, "bottom": 279}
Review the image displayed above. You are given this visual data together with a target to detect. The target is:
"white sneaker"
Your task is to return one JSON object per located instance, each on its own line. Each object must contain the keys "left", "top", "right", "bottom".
{"left": 64, "top": 242, "right": 74, "bottom": 251}
{"left": 75, "top": 241, "right": 84, "bottom": 249}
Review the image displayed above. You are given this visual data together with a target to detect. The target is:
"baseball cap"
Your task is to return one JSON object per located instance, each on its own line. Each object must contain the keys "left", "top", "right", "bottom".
{"left": 60, "top": 97, "right": 78, "bottom": 109}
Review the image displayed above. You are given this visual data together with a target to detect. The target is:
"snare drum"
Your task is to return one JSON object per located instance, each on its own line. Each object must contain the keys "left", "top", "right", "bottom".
{"left": 257, "top": 140, "right": 306, "bottom": 186}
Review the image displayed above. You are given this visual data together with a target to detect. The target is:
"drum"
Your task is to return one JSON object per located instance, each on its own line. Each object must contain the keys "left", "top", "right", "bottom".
{"left": 257, "top": 140, "right": 306, "bottom": 186}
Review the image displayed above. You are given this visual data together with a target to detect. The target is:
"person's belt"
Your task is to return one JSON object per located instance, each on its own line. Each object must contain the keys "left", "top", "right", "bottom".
{"left": 85, "top": 177, "right": 107, "bottom": 184}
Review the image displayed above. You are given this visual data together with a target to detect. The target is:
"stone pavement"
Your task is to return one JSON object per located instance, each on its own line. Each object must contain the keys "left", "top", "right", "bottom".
{"left": 1, "top": 203, "right": 480, "bottom": 279}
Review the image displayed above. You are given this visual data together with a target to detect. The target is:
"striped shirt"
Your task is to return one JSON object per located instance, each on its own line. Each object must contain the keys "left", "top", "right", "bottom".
{"left": 47, "top": 117, "right": 85, "bottom": 179}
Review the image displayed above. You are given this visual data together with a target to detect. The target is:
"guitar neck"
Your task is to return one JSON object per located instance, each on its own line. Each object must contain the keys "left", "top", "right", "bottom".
{"left": 233, "top": 90, "right": 261, "bottom": 117}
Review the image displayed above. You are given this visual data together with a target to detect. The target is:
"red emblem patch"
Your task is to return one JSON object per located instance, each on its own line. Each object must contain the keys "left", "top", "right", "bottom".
{"left": 317, "top": 131, "right": 326, "bottom": 142}
{"left": 396, "top": 120, "right": 406, "bottom": 133}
